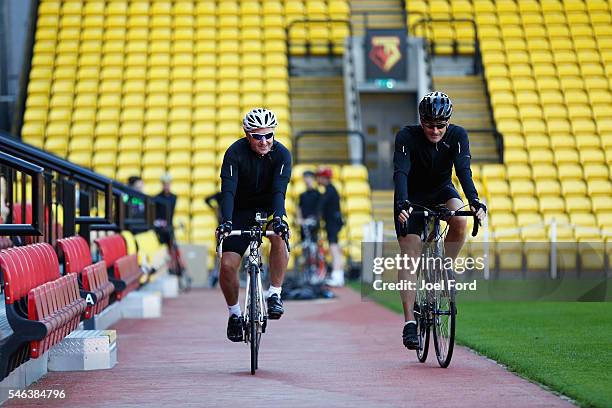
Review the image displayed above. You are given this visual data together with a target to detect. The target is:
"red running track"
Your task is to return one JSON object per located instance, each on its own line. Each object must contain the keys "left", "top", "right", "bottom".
{"left": 6, "top": 288, "right": 573, "bottom": 407}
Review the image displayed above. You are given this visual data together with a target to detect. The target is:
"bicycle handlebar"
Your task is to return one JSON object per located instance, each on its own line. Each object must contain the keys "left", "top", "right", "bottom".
{"left": 217, "top": 229, "right": 291, "bottom": 258}
{"left": 410, "top": 210, "right": 479, "bottom": 237}
{"left": 398, "top": 201, "right": 481, "bottom": 237}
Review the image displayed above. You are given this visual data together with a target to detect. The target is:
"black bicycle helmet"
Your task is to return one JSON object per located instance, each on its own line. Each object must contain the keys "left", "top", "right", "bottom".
{"left": 418, "top": 91, "right": 453, "bottom": 121}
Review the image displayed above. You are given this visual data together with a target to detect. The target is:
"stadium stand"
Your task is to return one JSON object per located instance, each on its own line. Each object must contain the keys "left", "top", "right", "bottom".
{"left": 95, "top": 234, "right": 143, "bottom": 300}
{"left": 408, "top": 0, "right": 612, "bottom": 270}
{"left": 21, "top": 0, "right": 366, "bottom": 271}
{"left": 57, "top": 235, "right": 114, "bottom": 319}
{"left": 0, "top": 243, "right": 87, "bottom": 358}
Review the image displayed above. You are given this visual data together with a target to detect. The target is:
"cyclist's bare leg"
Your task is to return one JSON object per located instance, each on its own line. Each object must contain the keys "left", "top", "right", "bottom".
{"left": 444, "top": 198, "right": 468, "bottom": 260}
{"left": 329, "top": 243, "right": 344, "bottom": 271}
{"left": 267, "top": 234, "right": 289, "bottom": 287}
{"left": 398, "top": 234, "right": 423, "bottom": 321}
{"left": 220, "top": 252, "right": 242, "bottom": 306}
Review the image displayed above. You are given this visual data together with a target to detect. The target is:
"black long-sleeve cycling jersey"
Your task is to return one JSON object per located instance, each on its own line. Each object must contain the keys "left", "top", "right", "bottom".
{"left": 220, "top": 138, "right": 292, "bottom": 222}
{"left": 393, "top": 124, "right": 479, "bottom": 203}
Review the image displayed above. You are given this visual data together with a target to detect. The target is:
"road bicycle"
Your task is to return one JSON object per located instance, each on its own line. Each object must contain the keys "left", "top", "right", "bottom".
{"left": 300, "top": 217, "right": 326, "bottom": 284}
{"left": 400, "top": 202, "right": 479, "bottom": 368}
{"left": 217, "top": 212, "right": 290, "bottom": 374}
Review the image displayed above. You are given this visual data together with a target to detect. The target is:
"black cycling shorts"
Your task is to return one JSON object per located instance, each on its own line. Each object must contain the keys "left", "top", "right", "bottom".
{"left": 325, "top": 222, "right": 342, "bottom": 244}
{"left": 394, "top": 185, "right": 462, "bottom": 238}
{"left": 222, "top": 208, "right": 272, "bottom": 256}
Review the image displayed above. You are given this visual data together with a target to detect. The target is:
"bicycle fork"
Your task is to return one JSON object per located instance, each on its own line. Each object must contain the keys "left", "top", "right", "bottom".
{"left": 243, "top": 266, "right": 268, "bottom": 343}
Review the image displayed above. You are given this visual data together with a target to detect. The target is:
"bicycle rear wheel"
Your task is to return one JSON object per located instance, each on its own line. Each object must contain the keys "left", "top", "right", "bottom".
{"left": 432, "top": 267, "right": 456, "bottom": 368}
{"left": 249, "top": 265, "right": 260, "bottom": 375}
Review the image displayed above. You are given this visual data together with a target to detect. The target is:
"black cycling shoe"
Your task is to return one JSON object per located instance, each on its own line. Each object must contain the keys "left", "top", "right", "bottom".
{"left": 266, "top": 294, "right": 284, "bottom": 320}
{"left": 403, "top": 322, "right": 419, "bottom": 350}
{"left": 227, "top": 314, "right": 244, "bottom": 342}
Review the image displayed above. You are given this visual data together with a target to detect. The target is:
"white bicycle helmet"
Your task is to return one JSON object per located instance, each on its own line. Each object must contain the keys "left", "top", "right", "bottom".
{"left": 243, "top": 108, "right": 278, "bottom": 131}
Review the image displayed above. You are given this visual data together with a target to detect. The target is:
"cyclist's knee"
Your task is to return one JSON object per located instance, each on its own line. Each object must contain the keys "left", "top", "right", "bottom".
{"left": 220, "top": 253, "right": 241, "bottom": 274}
{"left": 448, "top": 215, "right": 468, "bottom": 235}
{"left": 398, "top": 234, "right": 421, "bottom": 258}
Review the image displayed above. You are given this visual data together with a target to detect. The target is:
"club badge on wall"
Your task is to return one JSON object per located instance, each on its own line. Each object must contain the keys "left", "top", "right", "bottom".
{"left": 366, "top": 29, "right": 407, "bottom": 81}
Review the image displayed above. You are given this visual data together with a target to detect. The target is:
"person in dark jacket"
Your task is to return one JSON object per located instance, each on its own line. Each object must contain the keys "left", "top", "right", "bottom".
{"left": 215, "top": 108, "right": 292, "bottom": 343}
{"left": 394, "top": 91, "right": 487, "bottom": 351}
{"left": 297, "top": 170, "right": 321, "bottom": 241}
{"left": 316, "top": 167, "right": 345, "bottom": 287}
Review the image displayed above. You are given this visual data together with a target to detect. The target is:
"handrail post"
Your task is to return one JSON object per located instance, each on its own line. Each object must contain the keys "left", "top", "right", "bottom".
{"left": 550, "top": 218, "right": 557, "bottom": 279}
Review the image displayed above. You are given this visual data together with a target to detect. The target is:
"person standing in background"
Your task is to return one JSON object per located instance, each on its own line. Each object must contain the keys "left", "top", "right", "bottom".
{"left": 316, "top": 167, "right": 345, "bottom": 287}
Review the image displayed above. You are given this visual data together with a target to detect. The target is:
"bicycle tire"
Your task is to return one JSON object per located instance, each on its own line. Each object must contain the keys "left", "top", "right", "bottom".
{"left": 414, "top": 265, "right": 430, "bottom": 363}
{"left": 249, "top": 264, "right": 258, "bottom": 375}
{"left": 414, "top": 302, "right": 430, "bottom": 363}
{"left": 432, "top": 267, "right": 456, "bottom": 368}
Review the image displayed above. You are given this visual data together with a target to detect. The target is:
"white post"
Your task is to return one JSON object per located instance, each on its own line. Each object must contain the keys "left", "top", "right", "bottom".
{"left": 375, "top": 221, "right": 384, "bottom": 259}
{"left": 362, "top": 221, "right": 373, "bottom": 284}
{"left": 550, "top": 218, "right": 557, "bottom": 279}
{"left": 483, "top": 204, "right": 490, "bottom": 280}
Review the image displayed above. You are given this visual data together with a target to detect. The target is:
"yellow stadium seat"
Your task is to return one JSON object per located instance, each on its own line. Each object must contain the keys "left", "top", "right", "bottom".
{"left": 570, "top": 213, "right": 597, "bottom": 227}
{"left": 68, "top": 152, "right": 92, "bottom": 168}
{"left": 513, "top": 196, "right": 539, "bottom": 213}
{"left": 576, "top": 135, "right": 601, "bottom": 151}
{"left": 343, "top": 181, "right": 370, "bottom": 196}
{"left": 587, "top": 180, "right": 612, "bottom": 197}
{"left": 549, "top": 135, "right": 576, "bottom": 149}
{"left": 68, "top": 135, "right": 93, "bottom": 154}
{"left": 93, "top": 152, "right": 116, "bottom": 167}
{"left": 535, "top": 179, "right": 561, "bottom": 196}
{"left": 506, "top": 164, "right": 531, "bottom": 180}
{"left": 565, "top": 196, "right": 592, "bottom": 213}
{"left": 345, "top": 197, "right": 371, "bottom": 214}
{"left": 509, "top": 180, "right": 535, "bottom": 196}
{"left": 579, "top": 148, "right": 605, "bottom": 164}
{"left": 539, "top": 196, "right": 565, "bottom": 213}
{"left": 117, "top": 151, "right": 141, "bottom": 168}
{"left": 553, "top": 148, "right": 579, "bottom": 164}
{"left": 487, "top": 195, "right": 512, "bottom": 212}
{"left": 561, "top": 179, "right": 587, "bottom": 196}
{"left": 517, "top": 212, "right": 542, "bottom": 227}
{"left": 583, "top": 163, "right": 609, "bottom": 180}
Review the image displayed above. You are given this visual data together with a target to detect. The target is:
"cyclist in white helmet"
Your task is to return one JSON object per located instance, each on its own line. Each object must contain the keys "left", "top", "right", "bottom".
{"left": 216, "top": 108, "right": 292, "bottom": 342}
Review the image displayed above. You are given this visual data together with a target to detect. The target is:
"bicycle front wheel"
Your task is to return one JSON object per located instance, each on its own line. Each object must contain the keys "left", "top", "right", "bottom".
{"left": 414, "top": 266, "right": 429, "bottom": 363}
{"left": 432, "top": 268, "right": 456, "bottom": 368}
{"left": 249, "top": 265, "right": 260, "bottom": 375}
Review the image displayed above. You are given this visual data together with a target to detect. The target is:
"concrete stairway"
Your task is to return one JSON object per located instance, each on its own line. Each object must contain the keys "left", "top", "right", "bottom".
{"left": 433, "top": 75, "right": 500, "bottom": 163}
{"left": 350, "top": 0, "right": 406, "bottom": 36}
{"left": 289, "top": 76, "right": 348, "bottom": 163}
{"left": 372, "top": 190, "right": 395, "bottom": 235}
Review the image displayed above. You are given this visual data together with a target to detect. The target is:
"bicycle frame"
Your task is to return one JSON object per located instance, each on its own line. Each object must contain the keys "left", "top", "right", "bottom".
{"left": 243, "top": 235, "right": 268, "bottom": 339}
{"left": 217, "top": 212, "right": 290, "bottom": 374}
{"left": 300, "top": 219, "right": 325, "bottom": 284}
{"left": 409, "top": 204, "right": 479, "bottom": 368}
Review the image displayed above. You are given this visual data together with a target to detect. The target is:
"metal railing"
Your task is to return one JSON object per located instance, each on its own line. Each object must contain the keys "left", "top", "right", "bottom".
{"left": 410, "top": 17, "right": 481, "bottom": 79}
{"left": 286, "top": 19, "right": 362, "bottom": 144}
{"left": 409, "top": 17, "right": 503, "bottom": 162}
{"left": 0, "top": 151, "right": 44, "bottom": 236}
{"left": 0, "top": 132, "right": 156, "bottom": 243}
{"left": 286, "top": 18, "right": 352, "bottom": 60}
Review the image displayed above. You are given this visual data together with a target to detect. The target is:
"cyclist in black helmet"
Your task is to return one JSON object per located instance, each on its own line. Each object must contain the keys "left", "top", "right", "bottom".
{"left": 393, "top": 92, "right": 487, "bottom": 350}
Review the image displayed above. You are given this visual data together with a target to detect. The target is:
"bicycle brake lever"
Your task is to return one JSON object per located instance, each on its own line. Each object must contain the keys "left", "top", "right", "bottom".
{"left": 471, "top": 215, "right": 480, "bottom": 237}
